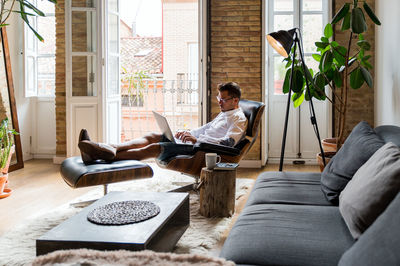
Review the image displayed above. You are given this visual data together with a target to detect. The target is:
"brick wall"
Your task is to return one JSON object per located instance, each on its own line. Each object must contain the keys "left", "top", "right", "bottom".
{"left": 55, "top": 0, "right": 66, "bottom": 156}
{"left": 210, "top": 0, "right": 262, "bottom": 160}
{"left": 333, "top": 0, "right": 376, "bottom": 137}
{"left": 163, "top": 1, "right": 198, "bottom": 81}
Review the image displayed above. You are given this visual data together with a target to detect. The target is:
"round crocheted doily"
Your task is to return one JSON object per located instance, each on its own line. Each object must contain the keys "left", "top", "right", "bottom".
{"left": 87, "top": 200, "right": 160, "bottom": 225}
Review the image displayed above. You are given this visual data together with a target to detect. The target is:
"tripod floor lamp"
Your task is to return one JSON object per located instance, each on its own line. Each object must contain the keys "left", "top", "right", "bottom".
{"left": 266, "top": 28, "right": 326, "bottom": 171}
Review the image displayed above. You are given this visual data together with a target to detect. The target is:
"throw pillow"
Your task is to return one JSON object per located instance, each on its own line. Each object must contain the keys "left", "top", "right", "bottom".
{"left": 320, "top": 121, "right": 385, "bottom": 204}
{"left": 339, "top": 193, "right": 400, "bottom": 266}
{"left": 339, "top": 142, "right": 400, "bottom": 239}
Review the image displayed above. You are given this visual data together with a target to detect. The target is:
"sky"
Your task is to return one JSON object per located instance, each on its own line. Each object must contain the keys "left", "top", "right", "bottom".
{"left": 120, "top": 0, "right": 162, "bottom": 37}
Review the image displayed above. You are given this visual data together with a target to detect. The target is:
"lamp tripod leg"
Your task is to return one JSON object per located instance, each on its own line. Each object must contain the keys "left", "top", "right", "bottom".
{"left": 279, "top": 40, "right": 297, "bottom": 172}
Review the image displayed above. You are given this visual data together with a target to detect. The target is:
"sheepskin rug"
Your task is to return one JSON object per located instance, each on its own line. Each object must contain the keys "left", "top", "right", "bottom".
{"left": 0, "top": 164, "right": 253, "bottom": 265}
{"left": 32, "top": 249, "right": 235, "bottom": 266}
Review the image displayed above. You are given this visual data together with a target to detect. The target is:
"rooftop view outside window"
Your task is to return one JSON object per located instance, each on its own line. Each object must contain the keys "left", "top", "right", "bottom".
{"left": 120, "top": 0, "right": 200, "bottom": 142}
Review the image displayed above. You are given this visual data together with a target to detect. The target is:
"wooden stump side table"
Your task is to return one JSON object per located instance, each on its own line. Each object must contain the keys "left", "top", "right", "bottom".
{"left": 199, "top": 167, "right": 236, "bottom": 218}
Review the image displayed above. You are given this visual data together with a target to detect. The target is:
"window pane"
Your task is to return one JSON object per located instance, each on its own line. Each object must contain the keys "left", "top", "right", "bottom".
{"left": 304, "top": 55, "right": 319, "bottom": 73}
{"left": 108, "top": 55, "right": 119, "bottom": 96}
{"left": 72, "top": 11, "right": 97, "bottom": 52}
{"left": 274, "top": 14, "right": 294, "bottom": 32}
{"left": 37, "top": 0, "right": 55, "bottom": 14}
{"left": 274, "top": 0, "right": 293, "bottom": 11}
{"left": 108, "top": 14, "right": 118, "bottom": 54}
{"left": 302, "top": 14, "right": 323, "bottom": 53}
{"left": 26, "top": 57, "right": 36, "bottom": 95}
{"left": 72, "top": 56, "right": 97, "bottom": 96}
{"left": 26, "top": 17, "right": 36, "bottom": 52}
{"left": 274, "top": 56, "right": 287, "bottom": 95}
{"left": 37, "top": 57, "right": 55, "bottom": 96}
{"left": 37, "top": 16, "right": 55, "bottom": 54}
{"left": 71, "top": 0, "right": 97, "bottom": 8}
{"left": 109, "top": 0, "right": 118, "bottom": 13}
{"left": 303, "top": 0, "right": 322, "bottom": 11}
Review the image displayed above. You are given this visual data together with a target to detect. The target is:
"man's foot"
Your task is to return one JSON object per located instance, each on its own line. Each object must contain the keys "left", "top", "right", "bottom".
{"left": 78, "top": 140, "right": 116, "bottom": 164}
{"left": 78, "top": 129, "right": 92, "bottom": 164}
{"left": 79, "top": 129, "right": 91, "bottom": 141}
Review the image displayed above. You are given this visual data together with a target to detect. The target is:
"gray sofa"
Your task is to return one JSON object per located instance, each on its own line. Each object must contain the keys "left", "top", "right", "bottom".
{"left": 220, "top": 124, "right": 400, "bottom": 266}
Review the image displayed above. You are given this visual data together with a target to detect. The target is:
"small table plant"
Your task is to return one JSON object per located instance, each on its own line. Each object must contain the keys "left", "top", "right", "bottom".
{"left": 0, "top": 118, "right": 19, "bottom": 197}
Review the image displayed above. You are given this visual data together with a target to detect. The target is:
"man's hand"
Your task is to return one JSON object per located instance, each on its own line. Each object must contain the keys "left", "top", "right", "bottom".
{"left": 175, "top": 131, "right": 197, "bottom": 144}
{"left": 175, "top": 130, "right": 188, "bottom": 139}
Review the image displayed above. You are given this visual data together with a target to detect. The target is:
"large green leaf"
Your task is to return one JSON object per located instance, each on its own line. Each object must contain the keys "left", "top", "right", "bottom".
{"left": 283, "top": 69, "right": 291, "bottom": 94}
{"left": 324, "top": 23, "right": 333, "bottom": 38}
{"left": 351, "top": 7, "right": 367, "bottom": 34}
{"left": 350, "top": 67, "right": 364, "bottom": 89}
{"left": 312, "top": 54, "right": 322, "bottom": 62}
{"left": 357, "top": 40, "right": 371, "bottom": 50}
{"left": 341, "top": 12, "right": 351, "bottom": 31}
{"left": 333, "top": 69, "right": 343, "bottom": 88}
{"left": 321, "top": 37, "right": 329, "bottom": 43}
{"left": 360, "top": 66, "right": 373, "bottom": 87}
{"left": 363, "top": 2, "right": 381, "bottom": 25}
{"left": 332, "top": 47, "right": 346, "bottom": 66}
{"left": 320, "top": 50, "right": 333, "bottom": 73}
{"left": 292, "top": 92, "right": 305, "bottom": 108}
{"left": 292, "top": 68, "right": 304, "bottom": 93}
{"left": 332, "top": 3, "right": 350, "bottom": 24}
{"left": 315, "top": 42, "right": 329, "bottom": 49}
{"left": 314, "top": 72, "right": 326, "bottom": 91}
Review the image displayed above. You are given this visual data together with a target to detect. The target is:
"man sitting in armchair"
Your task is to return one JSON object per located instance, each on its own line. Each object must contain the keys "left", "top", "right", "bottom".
{"left": 78, "top": 82, "right": 248, "bottom": 165}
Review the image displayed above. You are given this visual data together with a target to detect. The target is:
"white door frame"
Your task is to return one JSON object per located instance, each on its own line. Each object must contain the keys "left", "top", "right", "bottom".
{"left": 65, "top": 0, "right": 103, "bottom": 157}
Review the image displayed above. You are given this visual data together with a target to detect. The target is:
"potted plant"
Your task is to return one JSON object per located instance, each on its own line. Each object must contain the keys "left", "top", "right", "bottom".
{"left": 282, "top": 1, "right": 381, "bottom": 148}
{"left": 0, "top": 118, "right": 19, "bottom": 197}
{"left": 0, "top": 0, "right": 57, "bottom": 41}
{"left": 280, "top": 1, "right": 380, "bottom": 169}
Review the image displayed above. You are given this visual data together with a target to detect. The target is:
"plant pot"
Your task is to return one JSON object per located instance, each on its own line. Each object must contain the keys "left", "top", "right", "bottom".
{"left": 322, "top": 138, "right": 337, "bottom": 153}
{"left": 0, "top": 174, "right": 7, "bottom": 194}
{"left": 317, "top": 152, "right": 336, "bottom": 172}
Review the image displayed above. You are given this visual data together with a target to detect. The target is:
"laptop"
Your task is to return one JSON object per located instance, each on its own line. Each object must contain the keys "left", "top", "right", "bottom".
{"left": 152, "top": 111, "right": 184, "bottom": 144}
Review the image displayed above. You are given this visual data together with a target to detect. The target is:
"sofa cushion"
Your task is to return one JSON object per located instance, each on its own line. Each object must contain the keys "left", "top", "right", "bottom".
{"left": 321, "top": 121, "right": 385, "bottom": 205}
{"left": 339, "top": 142, "right": 400, "bottom": 239}
{"left": 339, "top": 193, "right": 400, "bottom": 266}
{"left": 246, "top": 171, "right": 333, "bottom": 206}
{"left": 220, "top": 204, "right": 354, "bottom": 266}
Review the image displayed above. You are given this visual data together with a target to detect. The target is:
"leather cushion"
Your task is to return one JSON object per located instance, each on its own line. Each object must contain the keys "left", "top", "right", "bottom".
{"left": 60, "top": 156, "right": 153, "bottom": 188}
{"left": 239, "top": 99, "right": 265, "bottom": 137}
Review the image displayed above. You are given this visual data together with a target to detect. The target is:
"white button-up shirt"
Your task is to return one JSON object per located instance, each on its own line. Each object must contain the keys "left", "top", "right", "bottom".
{"left": 190, "top": 108, "right": 248, "bottom": 146}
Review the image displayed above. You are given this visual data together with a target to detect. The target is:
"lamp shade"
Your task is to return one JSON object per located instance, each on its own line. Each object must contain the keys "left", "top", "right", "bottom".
{"left": 266, "top": 28, "right": 296, "bottom": 57}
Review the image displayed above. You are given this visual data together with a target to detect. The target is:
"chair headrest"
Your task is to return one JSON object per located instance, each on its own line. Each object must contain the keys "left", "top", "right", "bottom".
{"left": 239, "top": 99, "right": 265, "bottom": 137}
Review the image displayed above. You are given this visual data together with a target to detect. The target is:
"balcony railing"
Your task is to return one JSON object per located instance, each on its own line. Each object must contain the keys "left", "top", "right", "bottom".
{"left": 120, "top": 75, "right": 200, "bottom": 142}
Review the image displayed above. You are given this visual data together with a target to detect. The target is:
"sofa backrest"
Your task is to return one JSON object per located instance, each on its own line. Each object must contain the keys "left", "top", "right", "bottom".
{"left": 374, "top": 125, "right": 400, "bottom": 147}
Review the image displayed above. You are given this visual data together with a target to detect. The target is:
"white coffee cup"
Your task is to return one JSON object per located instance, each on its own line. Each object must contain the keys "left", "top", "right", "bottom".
{"left": 205, "top": 153, "right": 221, "bottom": 170}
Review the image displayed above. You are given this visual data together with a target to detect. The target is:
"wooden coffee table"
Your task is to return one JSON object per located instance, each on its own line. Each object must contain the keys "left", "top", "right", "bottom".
{"left": 36, "top": 191, "right": 189, "bottom": 256}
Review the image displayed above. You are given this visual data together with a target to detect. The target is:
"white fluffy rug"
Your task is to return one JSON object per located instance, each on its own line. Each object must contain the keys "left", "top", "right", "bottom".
{"left": 0, "top": 165, "right": 253, "bottom": 266}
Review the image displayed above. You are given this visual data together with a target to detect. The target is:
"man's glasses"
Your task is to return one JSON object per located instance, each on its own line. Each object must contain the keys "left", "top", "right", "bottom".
{"left": 216, "top": 96, "right": 234, "bottom": 103}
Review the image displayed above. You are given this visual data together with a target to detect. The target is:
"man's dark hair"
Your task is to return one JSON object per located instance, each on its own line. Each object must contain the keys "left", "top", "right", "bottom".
{"left": 218, "top": 82, "right": 241, "bottom": 99}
